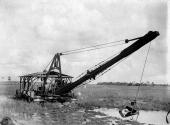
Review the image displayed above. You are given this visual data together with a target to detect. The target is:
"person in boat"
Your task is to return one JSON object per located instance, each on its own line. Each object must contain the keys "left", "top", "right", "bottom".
{"left": 119, "top": 101, "right": 139, "bottom": 118}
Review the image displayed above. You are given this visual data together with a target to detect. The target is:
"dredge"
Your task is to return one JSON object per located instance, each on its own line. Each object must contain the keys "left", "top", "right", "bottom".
{"left": 15, "top": 31, "right": 159, "bottom": 102}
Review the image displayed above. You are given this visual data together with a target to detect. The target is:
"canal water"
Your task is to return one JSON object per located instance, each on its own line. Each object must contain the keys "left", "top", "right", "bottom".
{"left": 94, "top": 108, "right": 169, "bottom": 125}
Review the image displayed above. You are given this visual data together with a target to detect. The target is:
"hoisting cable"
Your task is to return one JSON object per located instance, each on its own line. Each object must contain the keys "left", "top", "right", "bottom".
{"left": 61, "top": 39, "right": 125, "bottom": 55}
{"left": 135, "top": 41, "right": 152, "bottom": 121}
{"left": 44, "top": 36, "right": 141, "bottom": 72}
{"left": 61, "top": 36, "right": 142, "bottom": 55}
{"left": 62, "top": 43, "right": 125, "bottom": 55}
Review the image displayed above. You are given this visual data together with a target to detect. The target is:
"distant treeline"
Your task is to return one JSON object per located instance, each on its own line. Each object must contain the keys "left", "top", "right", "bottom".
{"left": 0, "top": 81, "right": 20, "bottom": 85}
{"left": 97, "top": 82, "right": 168, "bottom": 86}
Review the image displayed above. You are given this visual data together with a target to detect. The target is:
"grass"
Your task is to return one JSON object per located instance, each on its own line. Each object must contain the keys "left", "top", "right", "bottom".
{"left": 1, "top": 84, "right": 170, "bottom": 113}
{"left": 0, "top": 99, "right": 44, "bottom": 119}
{"left": 0, "top": 84, "right": 168, "bottom": 125}
{"left": 73, "top": 85, "right": 170, "bottom": 111}
{"left": 0, "top": 96, "right": 80, "bottom": 120}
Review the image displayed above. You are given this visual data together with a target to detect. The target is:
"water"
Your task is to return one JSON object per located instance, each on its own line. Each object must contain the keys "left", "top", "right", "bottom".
{"left": 94, "top": 108, "right": 169, "bottom": 125}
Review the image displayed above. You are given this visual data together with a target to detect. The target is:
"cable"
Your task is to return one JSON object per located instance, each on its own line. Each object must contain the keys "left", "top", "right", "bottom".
{"left": 83, "top": 54, "right": 130, "bottom": 86}
{"left": 61, "top": 39, "right": 125, "bottom": 54}
{"left": 135, "top": 41, "right": 152, "bottom": 121}
{"left": 75, "top": 54, "right": 131, "bottom": 88}
{"left": 166, "top": 111, "right": 170, "bottom": 123}
{"left": 72, "top": 52, "right": 126, "bottom": 89}
{"left": 73, "top": 50, "right": 122, "bottom": 82}
{"left": 62, "top": 43, "right": 125, "bottom": 55}
{"left": 88, "top": 51, "right": 121, "bottom": 71}
{"left": 95, "top": 54, "right": 130, "bottom": 80}
{"left": 73, "top": 43, "right": 134, "bottom": 86}
{"left": 44, "top": 57, "right": 53, "bottom": 71}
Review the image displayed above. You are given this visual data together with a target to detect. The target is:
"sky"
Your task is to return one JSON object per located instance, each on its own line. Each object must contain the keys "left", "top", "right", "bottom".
{"left": 0, "top": 0, "right": 169, "bottom": 84}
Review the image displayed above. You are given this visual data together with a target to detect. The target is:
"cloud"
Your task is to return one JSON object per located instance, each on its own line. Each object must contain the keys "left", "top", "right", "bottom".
{"left": 0, "top": 0, "right": 168, "bottom": 84}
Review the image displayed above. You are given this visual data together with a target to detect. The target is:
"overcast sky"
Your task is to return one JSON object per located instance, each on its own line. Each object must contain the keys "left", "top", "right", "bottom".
{"left": 0, "top": 0, "right": 169, "bottom": 84}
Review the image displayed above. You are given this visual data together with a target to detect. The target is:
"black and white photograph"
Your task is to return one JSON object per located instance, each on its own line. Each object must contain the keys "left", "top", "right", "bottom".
{"left": 0, "top": 0, "right": 169, "bottom": 125}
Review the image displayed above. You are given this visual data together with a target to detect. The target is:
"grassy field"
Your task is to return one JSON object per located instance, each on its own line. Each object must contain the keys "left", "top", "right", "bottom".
{"left": 1, "top": 83, "right": 170, "bottom": 111}
{"left": 73, "top": 84, "right": 170, "bottom": 111}
{"left": 0, "top": 83, "right": 169, "bottom": 125}
{"left": 0, "top": 83, "right": 19, "bottom": 96}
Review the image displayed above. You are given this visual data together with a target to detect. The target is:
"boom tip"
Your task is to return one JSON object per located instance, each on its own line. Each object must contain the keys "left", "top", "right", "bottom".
{"left": 148, "top": 31, "right": 160, "bottom": 36}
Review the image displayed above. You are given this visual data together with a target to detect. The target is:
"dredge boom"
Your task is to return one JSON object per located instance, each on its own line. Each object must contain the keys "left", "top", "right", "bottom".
{"left": 56, "top": 31, "right": 159, "bottom": 95}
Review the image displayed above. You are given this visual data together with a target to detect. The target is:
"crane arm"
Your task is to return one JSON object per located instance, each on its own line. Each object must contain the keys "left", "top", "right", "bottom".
{"left": 56, "top": 31, "right": 159, "bottom": 95}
